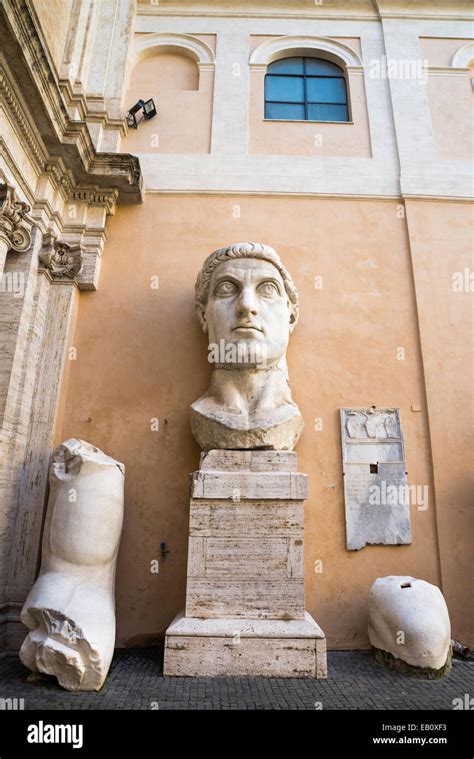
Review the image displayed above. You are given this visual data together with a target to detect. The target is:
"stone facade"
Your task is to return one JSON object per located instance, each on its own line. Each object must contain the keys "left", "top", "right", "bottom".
{"left": 0, "top": 0, "right": 141, "bottom": 657}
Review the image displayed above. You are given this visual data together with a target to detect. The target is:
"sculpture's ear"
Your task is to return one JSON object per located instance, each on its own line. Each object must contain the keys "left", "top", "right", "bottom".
{"left": 195, "top": 303, "right": 208, "bottom": 333}
{"left": 288, "top": 303, "right": 298, "bottom": 333}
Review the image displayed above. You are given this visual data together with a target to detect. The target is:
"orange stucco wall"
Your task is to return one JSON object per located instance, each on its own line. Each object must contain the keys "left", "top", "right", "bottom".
{"left": 56, "top": 194, "right": 457, "bottom": 649}
{"left": 405, "top": 200, "right": 474, "bottom": 647}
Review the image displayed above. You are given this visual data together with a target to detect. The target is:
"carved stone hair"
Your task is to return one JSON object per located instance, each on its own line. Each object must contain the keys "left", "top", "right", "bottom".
{"left": 195, "top": 242, "right": 299, "bottom": 326}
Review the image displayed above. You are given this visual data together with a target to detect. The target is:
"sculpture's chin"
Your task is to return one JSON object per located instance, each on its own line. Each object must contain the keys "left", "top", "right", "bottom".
{"left": 214, "top": 361, "right": 270, "bottom": 370}
{"left": 208, "top": 338, "right": 281, "bottom": 370}
{"left": 190, "top": 402, "right": 304, "bottom": 451}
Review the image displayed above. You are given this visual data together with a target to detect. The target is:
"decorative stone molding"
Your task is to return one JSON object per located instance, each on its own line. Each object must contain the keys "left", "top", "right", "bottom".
{"left": 136, "top": 1, "right": 378, "bottom": 21}
{"left": 0, "top": 0, "right": 142, "bottom": 204}
{"left": 39, "top": 234, "right": 84, "bottom": 281}
{"left": 0, "top": 183, "right": 32, "bottom": 254}
{"left": 0, "top": 66, "right": 45, "bottom": 169}
{"left": 452, "top": 42, "right": 474, "bottom": 68}
{"left": 43, "top": 162, "right": 74, "bottom": 196}
{"left": 71, "top": 188, "right": 118, "bottom": 216}
{"left": 1, "top": 61, "right": 133, "bottom": 208}
{"left": 132, "top": 32, "right": 215, "bottom": 70}
{"left": 373, "top": 0, "right": 472, "bottom": 22}
{"left": 452, "top": 43, "right": 474, "bottom": 88}
{"left": 249, "top": 35, "right": 363, "bottom": 71}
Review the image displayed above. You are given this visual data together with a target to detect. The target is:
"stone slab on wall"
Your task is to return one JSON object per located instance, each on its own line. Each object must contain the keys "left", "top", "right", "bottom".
{"left": 340, "top": 407, "right": 412, "bottom": 550}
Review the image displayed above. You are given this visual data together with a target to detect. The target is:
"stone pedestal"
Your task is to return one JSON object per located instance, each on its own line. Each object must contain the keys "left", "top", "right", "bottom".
{"left": 164, "top": 450, "right": 327, "bottom": 677}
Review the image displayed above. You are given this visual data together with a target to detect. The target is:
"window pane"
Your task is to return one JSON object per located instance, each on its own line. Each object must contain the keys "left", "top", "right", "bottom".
{"left": 307, "top": 77, "right": 347, "bottom": 103}
{"left": 307, "top": 103, "right": 349, "bottom": 121}
{"left": 305, "top": 58, "right": 343, "bottom": 76}
{"left": 265, "top": 102, "right": 306, "bottom": 120}
{"left": 265, "top": 75, "right": 305, "bottom": 103}
{"left": 268, "top": 57, "right": 304, "bottom": 74}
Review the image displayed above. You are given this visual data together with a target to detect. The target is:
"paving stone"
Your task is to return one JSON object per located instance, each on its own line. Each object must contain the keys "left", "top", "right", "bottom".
{"left": 0, "top": 648, "right": 472, "bottom": 710}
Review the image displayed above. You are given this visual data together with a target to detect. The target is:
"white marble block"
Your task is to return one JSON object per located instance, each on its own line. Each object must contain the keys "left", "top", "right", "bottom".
{"left": 368, "top": 576, "right": 452, "bottom": 676}
{"left": 164, "top": 451, "right": 327, "bottom": 677}
{"left": 19, "top": 439, "right": 125, "bottom": 691}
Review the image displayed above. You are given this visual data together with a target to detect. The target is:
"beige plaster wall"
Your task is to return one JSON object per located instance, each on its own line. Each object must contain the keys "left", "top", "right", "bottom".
{"left": 419, "top": 37, "right": 472, "bottom": 67}
{"left": 122, "top": 53, "right": 214, "bottom": 154}
{"left": 426, "top": 73, "right": 473, "bottom": 160}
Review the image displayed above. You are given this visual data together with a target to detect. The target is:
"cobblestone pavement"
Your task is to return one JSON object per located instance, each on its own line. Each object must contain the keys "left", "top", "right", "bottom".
{"left": 0, "top": 649, "right": 472, "bottom": 710}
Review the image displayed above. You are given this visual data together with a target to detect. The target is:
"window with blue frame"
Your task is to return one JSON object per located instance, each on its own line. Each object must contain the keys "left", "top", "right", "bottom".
{"left": 264, "top": 56, "right": 349, "bottom": 122}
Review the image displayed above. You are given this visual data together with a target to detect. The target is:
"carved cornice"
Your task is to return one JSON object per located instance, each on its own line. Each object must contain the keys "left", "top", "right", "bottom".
{"left": 0, "top": 69, "right": 120, "bottom": 213}
{"left": 71, "top": 188, "right": 118, "bottom": 216}
{"left": 0, "top": 67, "right": 45, "bottom": 169}
{"left": 0, "top": 183, "right": 32, "bottom": 253}
{"left": 57, "top": 79, "right": 129, "bottom": 138}
{"left": 0, "top": 0, "right": 142, "bottom": 204}
{"left": 44, "top": 161, "right": 75, "bottom": 196}
{"left": 39, "top": 233, "right": 84, "bottom": 281}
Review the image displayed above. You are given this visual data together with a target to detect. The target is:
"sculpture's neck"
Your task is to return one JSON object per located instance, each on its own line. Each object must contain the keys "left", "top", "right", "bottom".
{"left": 207, "top": 361, "right": 293, "bottom": 416}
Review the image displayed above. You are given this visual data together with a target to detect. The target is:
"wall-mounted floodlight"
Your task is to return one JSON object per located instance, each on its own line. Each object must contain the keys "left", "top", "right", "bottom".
{"left": 126, "top": 98, "right": 157, "bottom": 129}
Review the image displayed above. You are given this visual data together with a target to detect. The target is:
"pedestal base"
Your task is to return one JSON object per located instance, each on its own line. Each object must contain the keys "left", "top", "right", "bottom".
{"left": 164, "top": 610, "right": 327, "bottom": 678}
{"left": 164, "top": 451, "right": 327, "bottom": 678}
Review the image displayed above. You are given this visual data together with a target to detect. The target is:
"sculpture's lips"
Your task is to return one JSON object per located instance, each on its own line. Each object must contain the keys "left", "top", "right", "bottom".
{"left": 232, "top": 325, "right": 263, "bottom": 333}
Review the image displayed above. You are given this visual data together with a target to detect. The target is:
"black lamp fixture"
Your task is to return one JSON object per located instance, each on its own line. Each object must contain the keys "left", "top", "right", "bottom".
{"left": 126, "top": 98, "right": 157, "bottom": 129}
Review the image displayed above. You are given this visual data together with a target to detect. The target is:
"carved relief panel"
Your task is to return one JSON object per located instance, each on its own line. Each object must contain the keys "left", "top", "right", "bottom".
{"left": 340, "top": 407, "right": 412, "bottom": 550}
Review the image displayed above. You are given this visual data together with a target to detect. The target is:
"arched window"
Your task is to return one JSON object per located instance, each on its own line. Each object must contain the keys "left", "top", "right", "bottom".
{"left": 264, "top": 57, "right": 349, "bottom": 122}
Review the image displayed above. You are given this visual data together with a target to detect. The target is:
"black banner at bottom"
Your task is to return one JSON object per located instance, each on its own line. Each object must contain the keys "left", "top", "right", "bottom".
{"left": 0, "top": 710, "right": 471, "bottom": 757}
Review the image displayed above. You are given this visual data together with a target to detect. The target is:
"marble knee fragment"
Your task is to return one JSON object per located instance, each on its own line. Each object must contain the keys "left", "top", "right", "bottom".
{"left": 368, "top": 576, "right": 451, "bottom": 677}
{"left": 19, "top": 439, "right": 125, "bottom": 691}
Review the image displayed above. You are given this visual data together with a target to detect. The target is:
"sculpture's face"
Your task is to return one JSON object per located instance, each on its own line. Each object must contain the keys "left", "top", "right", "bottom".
{"left": 200, "top": 257, "right": 292, "bottom": 368}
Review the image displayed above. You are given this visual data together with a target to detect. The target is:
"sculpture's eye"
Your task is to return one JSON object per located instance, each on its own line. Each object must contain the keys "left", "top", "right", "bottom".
{"left": 257, "top": 281, "right": 279, "bottom": 298}
{"left": 215, "top": 281, "right": 237, "bottom": 296}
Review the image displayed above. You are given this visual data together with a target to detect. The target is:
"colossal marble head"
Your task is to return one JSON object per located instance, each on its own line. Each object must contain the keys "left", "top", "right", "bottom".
{"left": 191, "top": 243, "right": 304, "bottom": 451}
{"left": 195, "top": 242, "right": 299, "bottom": 369}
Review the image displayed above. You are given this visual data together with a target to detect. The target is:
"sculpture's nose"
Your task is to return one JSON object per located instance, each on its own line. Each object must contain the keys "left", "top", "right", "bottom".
{"left": 236, "top": 285, "right": 258, "bottom": 316}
